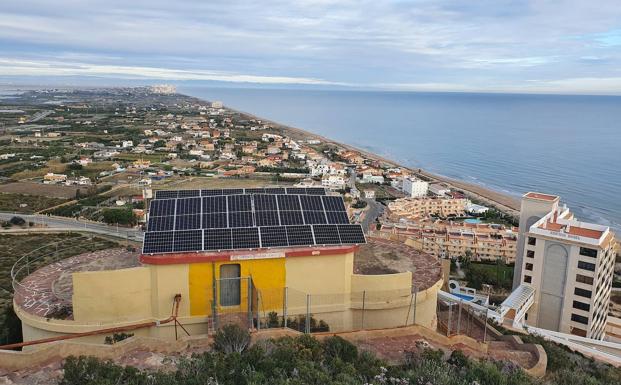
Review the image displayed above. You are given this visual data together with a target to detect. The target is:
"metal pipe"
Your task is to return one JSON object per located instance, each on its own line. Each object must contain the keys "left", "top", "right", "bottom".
{"left": 0, "top": 294, "right": 183, "bottom": 350}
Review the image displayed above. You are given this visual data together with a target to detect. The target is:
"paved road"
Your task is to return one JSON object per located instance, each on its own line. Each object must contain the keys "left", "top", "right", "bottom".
{"left": 0, "top": 212, "right": 144, "bottom": 242}
{"left": 361, "top": 199, "right": 384, "bottom": 233}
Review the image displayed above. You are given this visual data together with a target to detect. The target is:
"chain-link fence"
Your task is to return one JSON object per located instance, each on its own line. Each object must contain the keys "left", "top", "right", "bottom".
{"left": 210, "top": 278, "right": 425, "bottom": 334}
{"left": 437, "top": 296, "right": 492, "bottom": 342}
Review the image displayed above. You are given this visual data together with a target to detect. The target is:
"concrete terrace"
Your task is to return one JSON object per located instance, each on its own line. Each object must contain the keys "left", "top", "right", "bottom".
{"left": 355, "top": 237, "right": 443, "bottom": 291}
{"left": 14, "top": 248, "right": 140, "bottom": 319}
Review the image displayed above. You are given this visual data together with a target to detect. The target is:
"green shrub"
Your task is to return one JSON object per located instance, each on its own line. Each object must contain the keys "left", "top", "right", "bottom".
{"left": 212, "top": 324, "right": 251, "bottom": 354}
{"left": 322, "top": 336, "right": 358, "bottom": 363}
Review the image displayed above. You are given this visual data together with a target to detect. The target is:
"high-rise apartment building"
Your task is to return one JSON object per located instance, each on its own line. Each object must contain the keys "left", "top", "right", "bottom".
{"left": 514, "top": 192, "right": 616, "bottom": 339}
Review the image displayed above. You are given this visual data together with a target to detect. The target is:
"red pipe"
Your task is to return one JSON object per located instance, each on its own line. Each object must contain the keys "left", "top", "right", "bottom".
{"left": 0, "top": 294, "right": 183, "bottom": 350}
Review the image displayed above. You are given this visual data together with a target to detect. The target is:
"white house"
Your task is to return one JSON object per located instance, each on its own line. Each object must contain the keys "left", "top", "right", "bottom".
{"left": 403, "top": 177, "right": 429, "bottom": 197}
{"left": 321, "top": 174, "right": 346, "bottom": 189}
{"left": 121, "top": 140, "right": 134, "bottom": 148}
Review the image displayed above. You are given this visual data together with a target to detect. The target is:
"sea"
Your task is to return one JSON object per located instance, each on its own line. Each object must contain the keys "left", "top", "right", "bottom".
{"left": 181, "top": 87, "right": 621, "bottom": 234}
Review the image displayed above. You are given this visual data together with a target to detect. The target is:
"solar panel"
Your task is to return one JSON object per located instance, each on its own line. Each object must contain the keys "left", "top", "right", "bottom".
{"left": 265, "top": 187, "right": 286, "bottom": 194}
{"left": 232, "top": 227, "right": 260, "bottom": 249}
{"left": 228, "top": 194, "right": 252, "bottom": 212}
{"left": 148, "top": 216, "right": 175, "bottom": 231}
{"left": 201, "top": 189, "right": 223, "bottom": 196}
{"left": 312, "top": 224, "right": 341, "bottom": 245}
{"left": 155, "top": 190, "right": 178, "bottom": 199}
{"left": 175, "top": 214, "right": 202, "bottom": 230}
{"left": 254, "top": 194, "right": 277, "bottom": 211}
{"left": 303, "top": 210, "right": 327, "bottom": 224}
{"left": 173, "top": 230, "right": 203, "bottom": 252}
{"left": 337, "top": 224, "right": 366, "bottom": 244}
{"left": 203, "top": 212, "right": 228, "bottom": 228}
{"left": 259, "top": 226, "right": 288, "bottom": 248}
{"left": 245, "top": 188, "right": 266, "bottom": 194}
{"left": 176, "top": 197, "right": 201, "bottom": 215}
{"left": 286, "top": 187, "right": 306, "bottom": 195}
{"left": 221, "top": 188, "right": 244, "bottom": 195}
{"left": 286, "top": 225, "right": 314, "bottom": 246}
{"left": 300, "top": 195, "right": 324, "bottom": 211}
{"left": 229, "top": 211, "right": 254, "bottom": 227}
{"left": 307, "top": 187, "right": 326, "bottom": 195}
{"left": 204, "top": 228, "right": 232, "bottom": 250}
{"left": 149, "top": 199, "right": 176, "bottom": 217}
{"left": 280, "top": 210, "right": 304, "bottom": 226}
{"left": 177, "top": 189, "right": 200, "bottom": 198}
{"left": 326, "top": 211, "right": 350, "bottom": 224}
{"left": 277, "top": 195, "right": 301, "bottom": 211}
{"left": 203, "top": 196, "right": 227, "bottom": 213}
{"left": 255, "top": 211, "right": 280, "bottom": 227}
{"left": 143, "top": 231, "right": 174, "bottom": 253}
{"left": 322, "top": 196, "right": 346, "bottom": 211}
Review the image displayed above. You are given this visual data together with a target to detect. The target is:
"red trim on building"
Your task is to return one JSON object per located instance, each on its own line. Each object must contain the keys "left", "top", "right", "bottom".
{"left": 139, "top": 245, "right": 359, "bottom": 265}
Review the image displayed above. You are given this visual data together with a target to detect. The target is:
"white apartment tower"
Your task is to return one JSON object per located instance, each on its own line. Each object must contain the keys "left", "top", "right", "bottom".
{"left": 403, "top": 177, "right": 429, "bottom": 198}
{"left": 514, "top": 192, "right": 617, "bottom": 339}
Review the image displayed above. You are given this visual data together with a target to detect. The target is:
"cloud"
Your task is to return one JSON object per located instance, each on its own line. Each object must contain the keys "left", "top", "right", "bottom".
{"left": 0, "top": 58, "right": 347, "bottom": 86}
{"left": 1, "top": 1, "right": 621, "bottom": 93}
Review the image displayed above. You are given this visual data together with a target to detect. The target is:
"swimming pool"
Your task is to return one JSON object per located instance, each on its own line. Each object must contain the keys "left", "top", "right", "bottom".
{"left": 452, "top": 293, "right": 475, "bottom": 301}
{"left": 464, "top": 218, "right": 482, "bottom": 224}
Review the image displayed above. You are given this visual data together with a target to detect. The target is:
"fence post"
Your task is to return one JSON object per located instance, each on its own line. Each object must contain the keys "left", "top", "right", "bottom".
{"left": 484, "top": 308, "right": 488, "bottom": 343}
{"left": 305, "top": 294, "right": 311, "bottom": 334}
{"left": 361, "top": 290, "right": 366, "bottom": 330}
{"left": 413, "top": 290, "right": 417, "bottom": 325}
{"left": 457, "top": 299, "right": 462, "bottom": 334}
{"left": 283, "top": 287, "right": 288, "bottom": 328}
{"left": 447, "top": 303, "right": 453, "bottom": 336}
{"left": 257, "top": 293, "right": 261, "bottom": 331}
{"left": 247, "top": 278, "right": 253, "bottom": 329}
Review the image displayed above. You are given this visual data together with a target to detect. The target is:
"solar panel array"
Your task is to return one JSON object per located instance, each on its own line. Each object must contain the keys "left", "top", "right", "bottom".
{"left": 154, "top": 187, "right": 327, "bottom": 199}
{"left": 144, "top": 188, "right": 365, "bottom": 254}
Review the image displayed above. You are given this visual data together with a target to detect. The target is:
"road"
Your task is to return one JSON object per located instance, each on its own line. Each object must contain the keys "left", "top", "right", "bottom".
{"left": 0, "top": 212, "right": 144, "bottom": 242}
{"left": 347, "top": 168, "right": 384, "bottom": 232}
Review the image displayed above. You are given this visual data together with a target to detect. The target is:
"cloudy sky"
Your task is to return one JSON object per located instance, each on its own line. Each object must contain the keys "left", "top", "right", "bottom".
{"left": 2, "top": 0, "right": 621, "bottom": 94}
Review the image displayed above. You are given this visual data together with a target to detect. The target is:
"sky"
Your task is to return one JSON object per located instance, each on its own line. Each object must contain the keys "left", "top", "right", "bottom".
{"left": 1, "top": 0, "right": 621, "bottom": 94}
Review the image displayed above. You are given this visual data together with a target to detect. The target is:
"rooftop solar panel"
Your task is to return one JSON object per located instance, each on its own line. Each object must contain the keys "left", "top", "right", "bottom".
{"left": 155, "top": 190, "right": 178, "bottom": 199}
{"left": 143, "top": 231, "right": 174, "bottom": 254}
{"left": 259, "top": 226, "right": 288, "bottom": 248}
{"left": 232, "top": 227, "right": 260, "bottom": 249}
{"left": 312, "top": 224, "right": 341, "bottom": 245}
{"left": 145, "top": 188, "right": 361, "bottom": 254}
{"left": 173, "top": 230, "right": 203, "bottom": 252}
{"left": 204, "top": 228, "right": 232, "bottom": 250}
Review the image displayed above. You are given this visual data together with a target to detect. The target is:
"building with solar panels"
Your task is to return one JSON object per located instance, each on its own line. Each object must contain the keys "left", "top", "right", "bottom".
{"left": 14, "top": 187, "right": 443, "bottom": 345}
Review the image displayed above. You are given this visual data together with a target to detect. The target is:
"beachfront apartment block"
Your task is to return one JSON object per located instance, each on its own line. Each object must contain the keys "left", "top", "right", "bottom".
{"left": 403, "top": 176, "right": 429, "bottom": 197}
{"left": 514, "top": 192, "right": 617, "bottom": 339}
{"left": 387, "top": 196, "right": 468, "bottom": 220}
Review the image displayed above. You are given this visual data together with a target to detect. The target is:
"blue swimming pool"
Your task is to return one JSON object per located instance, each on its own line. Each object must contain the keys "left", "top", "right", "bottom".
{"left": 464, "top": 218, "right": 482, "bottom": 224}
{"left": 452, "top": 293, "right": 475, "bottom": 301}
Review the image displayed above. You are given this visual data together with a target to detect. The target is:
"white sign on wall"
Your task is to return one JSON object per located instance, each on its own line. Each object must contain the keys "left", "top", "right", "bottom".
{"left": 230, "top": 252, "right": 285, "bottom": 261}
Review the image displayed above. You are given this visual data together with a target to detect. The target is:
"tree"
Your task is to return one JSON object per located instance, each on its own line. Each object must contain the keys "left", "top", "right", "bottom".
{"left": 101, "top": 208, "right": 136, "bottom": 226}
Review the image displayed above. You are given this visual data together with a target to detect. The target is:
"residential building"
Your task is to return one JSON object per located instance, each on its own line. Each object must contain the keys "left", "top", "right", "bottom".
{"left": 515, "top": 192, "right": 617, "bottom": 339}
{"left": 387, "top": 197, "right": 467, "bottom": 220}
{"left": 403, "top": 177, "right": 429, "bottom": 198}
{"left": 43, "top": 173, "right": 67, "bottom": 184}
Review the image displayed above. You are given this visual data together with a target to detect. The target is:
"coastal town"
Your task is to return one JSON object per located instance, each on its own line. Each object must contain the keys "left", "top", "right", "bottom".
{"left": 1, "top": 86, "right": 620, "bottom": 383}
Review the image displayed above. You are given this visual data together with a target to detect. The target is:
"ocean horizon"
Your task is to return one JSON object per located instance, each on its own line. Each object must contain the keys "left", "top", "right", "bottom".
{"left": 181, "top": 86, "right": 621, "bottom": 234}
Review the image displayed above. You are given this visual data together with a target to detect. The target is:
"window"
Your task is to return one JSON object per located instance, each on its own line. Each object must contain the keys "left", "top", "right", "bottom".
{"left": 524, "top": 275, "right": 532, "bottom": 283}
{"left": 526, "top": 250, "right": 535, "bottom": 258}
{"left": 571, "top": 314, "right": 589, "bottom": 325}
{"left": 578, "top": 261, "right": 595, "bottom": 271}
{"left": 573, "top": 301, "right": 590, "bottom": 312}
{"left": 576, "top": 274, "right": 594, "bottom": 285}
{"left": 525, "top": 263, "right": 533, "bottom": 271}
{"left": 219, "top": 264, "right": 241, "bottom": 306}
{"left": 527, "top": 237, "right": 536, "bottom": 246}
{"left": 579, "top": 247, "right": 598, "bottom": 258}
{"left": 574, "top": 287, "right": 592, "bottom": 298}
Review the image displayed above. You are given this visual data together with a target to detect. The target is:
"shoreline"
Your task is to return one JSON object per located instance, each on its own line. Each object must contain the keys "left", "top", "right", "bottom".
{"left": 183, "top": 94, "right": 521, "bottom": 218}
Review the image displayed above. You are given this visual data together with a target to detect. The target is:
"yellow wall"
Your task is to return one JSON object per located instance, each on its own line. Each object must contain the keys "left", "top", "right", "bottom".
{"left": 285, "top": 252, "right": 354, "bottom": 294}
{"left": 72, "top": 267, "right": 152, "bottom": 323}
{"left": 188, "top": 257, "right": 286, "bottom": 316}
{"left": 150, "top": 264, "right": 190, "bottom": 318}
